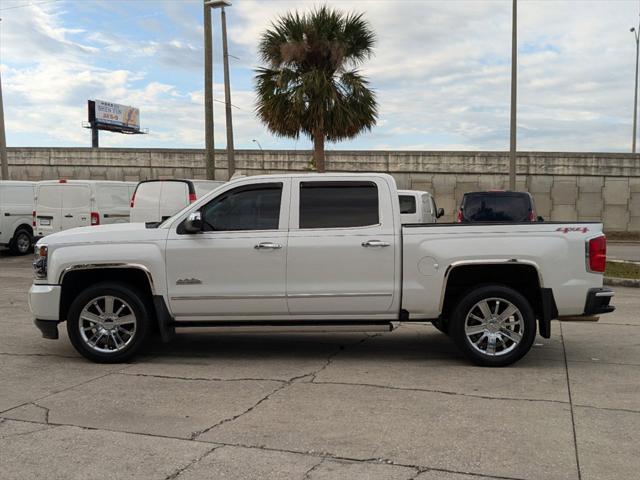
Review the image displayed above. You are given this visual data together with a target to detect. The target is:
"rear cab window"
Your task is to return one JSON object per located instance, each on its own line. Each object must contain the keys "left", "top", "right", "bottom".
{"left": 462, "top": 193, "right": 532, "bottom": 222}
{"left": 298, "top": 181, "right": 379, "bottom": 229}
{"left": 399, "top": 195, "right": 417, "bottom": 214}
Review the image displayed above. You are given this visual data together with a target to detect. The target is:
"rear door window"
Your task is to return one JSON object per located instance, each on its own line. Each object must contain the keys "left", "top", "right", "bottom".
{"left": 299, "top": 181, "right": 379, "bottom": 229}
{"left": 462, "top": 194, "right": 531, "bottom": 222}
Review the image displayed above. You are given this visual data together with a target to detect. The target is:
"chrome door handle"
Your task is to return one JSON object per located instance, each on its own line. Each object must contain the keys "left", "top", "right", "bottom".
{"left": 361, "top": 240, "right": 390, "bottom": 248}
{"left": 254, "top": 242, "right": 282, "bottom": 250}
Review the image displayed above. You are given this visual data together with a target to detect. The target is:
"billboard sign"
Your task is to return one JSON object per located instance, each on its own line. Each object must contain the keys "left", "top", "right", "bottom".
{"left": 89, "top": 100, "right": 140, "bottom": 132}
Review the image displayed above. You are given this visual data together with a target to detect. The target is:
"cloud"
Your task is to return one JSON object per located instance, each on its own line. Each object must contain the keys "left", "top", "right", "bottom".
{"left": 1, "top": 0, "right": 639, "bottom": 152}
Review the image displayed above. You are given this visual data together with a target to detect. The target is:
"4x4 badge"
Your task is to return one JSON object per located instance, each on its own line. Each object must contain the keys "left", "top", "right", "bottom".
{"left": 176, "top": 278, "right": 202, "bottom": 285}
{"left": 556, "top": 227, "right": 589, "bottom": 234}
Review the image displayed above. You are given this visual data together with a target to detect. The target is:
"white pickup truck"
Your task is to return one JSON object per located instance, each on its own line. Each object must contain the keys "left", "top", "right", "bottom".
{"left": 29, "top": 173, "right": 615, "bottom": 366}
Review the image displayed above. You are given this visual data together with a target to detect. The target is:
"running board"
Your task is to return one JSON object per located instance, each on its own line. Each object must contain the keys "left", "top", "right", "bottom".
{"left": 171, "top": 320, "right": 396, "bottom": 334}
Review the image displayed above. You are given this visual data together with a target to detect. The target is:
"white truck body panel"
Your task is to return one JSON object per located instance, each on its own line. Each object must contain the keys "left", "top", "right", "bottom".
{"left": 30, "top": 173, "right": 608, "bottom": 328}
{"left": 0, "top": 181, "right": 35, "bottom": 247}
{"left": 401, "top": 224, "right": 601, "bottom": 318}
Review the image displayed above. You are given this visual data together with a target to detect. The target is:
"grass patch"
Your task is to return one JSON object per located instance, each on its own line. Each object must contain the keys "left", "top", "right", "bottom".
{"left": 606, "top": 261, "right": 640, "bottom": 279}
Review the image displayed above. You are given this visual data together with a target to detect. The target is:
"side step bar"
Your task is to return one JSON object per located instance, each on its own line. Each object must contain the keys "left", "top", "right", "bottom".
{"left": 171, "top": 320, "right": 396, "bottom": 334}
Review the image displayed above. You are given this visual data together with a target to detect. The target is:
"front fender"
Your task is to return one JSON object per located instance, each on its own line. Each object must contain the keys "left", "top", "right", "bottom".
{"left": 48, "top": 242, "right": 168, "bottom": 299}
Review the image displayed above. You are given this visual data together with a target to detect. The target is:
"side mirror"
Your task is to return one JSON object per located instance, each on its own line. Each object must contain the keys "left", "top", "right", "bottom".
{"left": 537, "top": 216, "right": 544, "bottom": 222}
{"left": 183, "top": 211, "right": 203, "bottom": 233}
{"left": 437, "top": 208, "right": 445, "bottom": 219}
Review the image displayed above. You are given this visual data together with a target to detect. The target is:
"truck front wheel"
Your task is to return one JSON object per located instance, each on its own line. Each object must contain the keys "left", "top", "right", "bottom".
{"left": 67, "top": 282, "right": 151, "bottom": 363}
{"left": 449, "top": 285, "right": 536, "bottom": 367}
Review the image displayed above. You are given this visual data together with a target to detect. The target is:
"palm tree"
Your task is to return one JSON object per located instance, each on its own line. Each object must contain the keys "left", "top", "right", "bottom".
{"left": 255, "top": 6, "right": 377, "bottom": 172}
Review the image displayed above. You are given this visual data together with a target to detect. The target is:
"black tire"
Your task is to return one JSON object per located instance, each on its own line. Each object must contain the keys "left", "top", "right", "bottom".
{"left": 449, "top": 284, "right": 536, "bottom": 367}
{"left": 9, "top": 228, "right": 33, "bottom": 255}
{"left": 67, "top": 282, "right": 152, "bottom": 363}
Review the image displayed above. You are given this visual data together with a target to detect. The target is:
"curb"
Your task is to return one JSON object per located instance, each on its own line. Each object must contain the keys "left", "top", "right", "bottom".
{"left": 604, "top": 277, "right": 640, "bottom": 288}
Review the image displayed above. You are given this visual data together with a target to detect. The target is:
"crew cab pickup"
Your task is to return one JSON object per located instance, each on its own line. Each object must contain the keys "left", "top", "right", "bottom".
{"left": 29, "top": 173, "right": 615, "bottom": 366}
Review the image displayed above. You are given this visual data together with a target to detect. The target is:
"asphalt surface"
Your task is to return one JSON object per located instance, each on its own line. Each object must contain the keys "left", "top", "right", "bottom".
{"left": 1, "top": 251, "right": 638, "bottom": 480}
{"left": 608, "top": 242, "right": 640, "bottom": 262}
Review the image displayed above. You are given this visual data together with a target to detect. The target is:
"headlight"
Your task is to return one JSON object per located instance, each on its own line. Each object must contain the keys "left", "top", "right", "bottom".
{"left": 33, "top": 245, "right": 48, "bottom": 279}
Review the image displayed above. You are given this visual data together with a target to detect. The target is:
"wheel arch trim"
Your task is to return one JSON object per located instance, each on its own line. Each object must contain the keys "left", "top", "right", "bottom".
{"left": 439, "top": 259, "right": 544, "bottom": 312}
{"left": 58, "top": 263, "right": 156, "bottom": 295}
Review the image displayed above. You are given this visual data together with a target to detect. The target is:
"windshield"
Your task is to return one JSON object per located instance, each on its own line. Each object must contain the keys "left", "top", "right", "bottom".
{"left": 462, "top": 194, "right": 531, "bottom": 222}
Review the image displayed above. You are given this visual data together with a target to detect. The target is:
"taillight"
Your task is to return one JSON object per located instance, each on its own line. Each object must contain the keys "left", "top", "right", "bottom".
{"left": 32, "top": 211, "right": 36, "bottom": 227}
{"left": 456, "top": 210, "right": 463, "bottom": 222}
{"left": 588, "top": 235, "right": 606, "bottom": 273}
{"left": 130, "top": 190, "right": 136, "bottom": 208}
{"left": 188, "top": 192, "right": 197, "bottom": 203}
{"left": 528, "top": 211, "right": 536, "bottom": 222}
{"left": 91, "top": 212, "right": 100, "bottom": 226}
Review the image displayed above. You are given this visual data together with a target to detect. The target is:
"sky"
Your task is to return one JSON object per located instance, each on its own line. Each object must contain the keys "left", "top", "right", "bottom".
{"left": 0, "top": 0, "right": 639, "bottom": 152}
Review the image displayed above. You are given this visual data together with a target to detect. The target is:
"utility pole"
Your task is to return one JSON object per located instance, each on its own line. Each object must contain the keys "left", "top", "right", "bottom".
{"left": 631, "top": 16, "right": 640, "bottom": 153}
{"left": 509, "top": 0, "right": 517, "bottom": 190}
{"left": 204, "top": 2, "right": 215, "bottom": 180}
{"left": 220, "top": 5, "right": 235, "bottom": 177}
{"left": 0, "top": 69, "right": 8, "bottom": 180}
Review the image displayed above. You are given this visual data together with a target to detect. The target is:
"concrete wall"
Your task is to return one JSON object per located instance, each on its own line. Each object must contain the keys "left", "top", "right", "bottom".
{"left": 6, "top": 147, "right": 640, "bottom": 231}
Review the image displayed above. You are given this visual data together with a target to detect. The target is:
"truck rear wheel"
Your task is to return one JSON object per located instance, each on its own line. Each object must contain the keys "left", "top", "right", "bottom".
{"left": 449, "top": 285, "right": 536, "bottom": 367}
{"left": 67, "top": 282, "right": 151, "bottom": 363}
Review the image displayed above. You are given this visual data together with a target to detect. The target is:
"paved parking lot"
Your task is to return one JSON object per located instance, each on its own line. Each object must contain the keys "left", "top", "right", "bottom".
{"left": 1, "top": 251, "right": 638, "bottom": 480}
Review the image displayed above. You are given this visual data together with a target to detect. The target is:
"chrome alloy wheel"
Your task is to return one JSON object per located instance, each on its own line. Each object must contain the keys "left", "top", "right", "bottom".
{"left": 79, "top": 295, "right": 137, "bottom": 353}
{"left": 464, "top": 297, "right": 524, "bottom": 357}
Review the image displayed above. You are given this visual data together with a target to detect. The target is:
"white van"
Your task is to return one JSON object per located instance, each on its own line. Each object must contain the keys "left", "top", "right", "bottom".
{"left": 130, "top": 179, "right": 224, "bottom": 223}
{"left": 398, "top": 189, "right": 444, "bottom": 224}
{"left": 33, "top": 180, "right": 136, "bottom": 238}
{"left": 0, "top": 181, "right": 36, "bottom": 255}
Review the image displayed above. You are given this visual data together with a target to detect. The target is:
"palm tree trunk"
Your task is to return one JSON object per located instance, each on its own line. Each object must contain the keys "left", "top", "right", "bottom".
{"left": 313, "top": 129, "right": 325, "bottom": 172}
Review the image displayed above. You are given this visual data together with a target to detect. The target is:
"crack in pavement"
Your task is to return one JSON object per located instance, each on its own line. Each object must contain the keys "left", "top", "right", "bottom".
{"left": 407, "top": 466, "right": 429, "bottom": 480}
{"left": 0, "top": 424, "right": 55, "bottom": 440}
{"left": 189, "top": 335, "right": 380, "bottom": 441}
{"left": 189, "top": 381, "right": 291, "bottom": 441}
{"left": 117, "top": 371, "right": 289, "bottom": 384}
{"left": 164, "top": 444, "right": 221, "bottom": 480}
{"left": 210, "top": 440, "right": 530, "bottom": 480}
{"left": 560, "top": 321, "right": 582, "bottom": 480}
{"left": 0, "top": 362, "right": 138, "bottom": 416}
{"left": 0, "top": 416, "right": 530, "bottom": 480}
{"left": 573, "top": 403, "right": 640, "bottom": 415}
{"left": 309, "top": 380, "right": 570, "bottom": 406}
{"left": 301, "top": 458, "right": 325, "bottom": 480}
{"left": 30, "top": 401, "right": 50, "bottom": 424}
